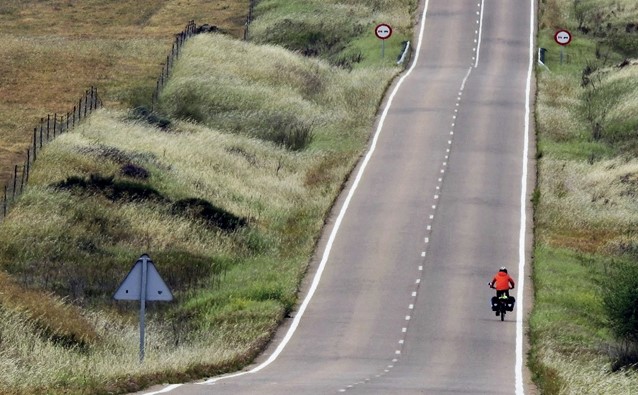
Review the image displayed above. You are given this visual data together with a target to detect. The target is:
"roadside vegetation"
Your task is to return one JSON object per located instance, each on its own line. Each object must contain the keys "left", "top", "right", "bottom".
{"left": 531, "top": 0, "right": 638, "bottom": 393}
{"left": 0, "top": 0, "right": 413, "bottom": 394}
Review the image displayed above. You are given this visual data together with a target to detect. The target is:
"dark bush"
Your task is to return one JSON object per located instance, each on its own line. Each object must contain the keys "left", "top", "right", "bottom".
{"left": 601, "top": 260, "right": 638, "bottom": 344}
{"left": 609, "top": 341, "right": 638, "bottom": 372}
{"left": 606, "top": 32, "right": 638, "bottom": 57}
{"left": 54, "top": 174, "right": 164, "bottom": 202}
{"left": 257, "top": 18, "right": 365, "bottom": 62}
{"left": 131, "top": 106, "right": 172, "bottom": 130}
{"left": 120, "top": 163, "right": 150, "bottom": 179}
{"left": 171, "top": 198, "right": 247, "bottom": 231}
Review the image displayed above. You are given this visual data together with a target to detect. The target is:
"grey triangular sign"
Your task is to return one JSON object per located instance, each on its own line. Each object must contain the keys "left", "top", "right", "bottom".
{"left": 113, "top": 254, "right": 173, "bottom": 301}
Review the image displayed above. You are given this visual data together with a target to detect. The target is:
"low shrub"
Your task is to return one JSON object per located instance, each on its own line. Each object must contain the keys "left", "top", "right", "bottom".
{"left": 600, "top": 258, "right": 638, "bottom": 371}
{"left": 171, "top": 198, "right": 247, "bottom": 231}
{"left": 255, "top": 18, "right": 365, "bottom": 60}
{"left": 54, "top": 174, "right": 165, "bottom": 202}
{"left": 609, "top": 341, "right": 638, "bottom": 371}
{"left": 120, "top": 163, "right": 150, "bottom": 179}
{"left": 262, "top": 114, "right": 314, "bottom": 151}
{"left": 601, "top": 260, "right": 638, "bottom": 344}
{"left": 131, "top": 106, "right": 172, "bottom": 130}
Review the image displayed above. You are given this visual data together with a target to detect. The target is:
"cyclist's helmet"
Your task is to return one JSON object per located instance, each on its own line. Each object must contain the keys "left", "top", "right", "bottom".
{"left": 499, "top": 266, "right": 508, "bottom": 273}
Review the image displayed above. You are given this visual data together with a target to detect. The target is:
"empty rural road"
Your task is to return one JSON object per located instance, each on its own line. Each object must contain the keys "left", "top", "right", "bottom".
{"left": 142, "top": 0, "right": 536, "bottom": 393}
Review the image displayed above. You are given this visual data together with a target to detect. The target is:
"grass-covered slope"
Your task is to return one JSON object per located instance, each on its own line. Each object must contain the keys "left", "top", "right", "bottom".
{"left": 532, "top": 0, "right": 638, "bottom": 392}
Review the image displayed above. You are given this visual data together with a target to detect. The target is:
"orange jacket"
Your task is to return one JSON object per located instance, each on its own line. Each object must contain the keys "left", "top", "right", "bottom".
{"left": 491, "top": 272, "right": 515, "bottom": 291}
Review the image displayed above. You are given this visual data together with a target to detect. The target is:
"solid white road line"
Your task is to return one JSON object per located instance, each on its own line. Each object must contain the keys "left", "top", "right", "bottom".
{"left": 474, "top": 0, "right": 486, "bottom": 68}
{"left": 142, "top": 384, "right": 184, "bottom": 394}
{"left": 515, "top": 0, "right": 535, "bottom": 394}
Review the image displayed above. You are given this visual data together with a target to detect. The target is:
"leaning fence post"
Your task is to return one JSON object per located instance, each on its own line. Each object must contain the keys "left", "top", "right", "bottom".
{"left": 20, "top": 162, "right": 26, "bottom": 195}
{"left": 3, "top": 185, "right": 7, "bottom": 218}
{"left": 78, "top": 98, "right": 83, "bottom": 121}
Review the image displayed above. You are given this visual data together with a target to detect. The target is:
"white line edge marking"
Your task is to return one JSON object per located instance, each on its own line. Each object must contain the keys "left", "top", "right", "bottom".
{"left": 143, "top": 384, "right": 183, "bottom": 394}
{"left": 198, "top": 0, "right": 434, "bottom": 387}
{"left": 516, "top": 0, "right": 534, "bottom": 394}
{"left": 474, "top": 0, "right": 485, "bottom": 68}
{"left": 460, "top": 67, "right": 472, "bottom": 91}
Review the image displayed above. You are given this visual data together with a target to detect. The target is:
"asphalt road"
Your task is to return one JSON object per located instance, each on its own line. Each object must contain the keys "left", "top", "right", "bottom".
{"left": 142, "top": 0, "right": 535, "bottom": 393}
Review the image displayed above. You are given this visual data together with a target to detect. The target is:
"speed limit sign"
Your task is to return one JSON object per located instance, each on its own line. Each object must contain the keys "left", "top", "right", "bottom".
{"left": 554, "top": 29, "right": 572, "bottom": 46}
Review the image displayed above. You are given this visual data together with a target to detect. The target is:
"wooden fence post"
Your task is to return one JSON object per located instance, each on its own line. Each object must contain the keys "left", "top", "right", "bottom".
{"left": 33, "top": 128, "right": 37, "bottom": 161}
{"left": 53, "top": 113, "right": 57, "bottom": 138}
{"left": 25, "top": 149, "right": 30, "bottom": 182}
{"left": 46, "top": 114, "right": 50, "bottom": 141}
{"left": 3, "top": 185, "right": 7, "bottom": 218}
{"left": 84, "top": 90, "right": 88, "bottom": 118}
{"left": 20, "top": 162, "right": 26, "bottom": 195}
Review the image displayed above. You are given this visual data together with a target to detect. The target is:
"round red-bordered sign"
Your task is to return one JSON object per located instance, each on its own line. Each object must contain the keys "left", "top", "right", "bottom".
{"left": 375, "top": 23, "right": 392, "bottom": 40}
{"left": 554, "top": 29, "right": 572, "bottom": 46}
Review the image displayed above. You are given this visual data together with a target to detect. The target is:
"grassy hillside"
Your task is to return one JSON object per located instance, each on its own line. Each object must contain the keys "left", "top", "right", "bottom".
{"left": 532, "top": 0, "right": 638, "bottom": 393}
{"left": 0, "top": 1, "right": 413, "bottom": 393}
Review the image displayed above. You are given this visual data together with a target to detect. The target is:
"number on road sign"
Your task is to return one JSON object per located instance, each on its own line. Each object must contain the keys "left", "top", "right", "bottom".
{"left": 375, "top": 23, "right": 392, "bottom": 40}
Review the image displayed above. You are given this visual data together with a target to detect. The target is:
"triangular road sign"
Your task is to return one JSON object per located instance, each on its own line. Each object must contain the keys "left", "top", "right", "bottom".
{"left": 113, "top": 254, "right": 173, "bottom": 301}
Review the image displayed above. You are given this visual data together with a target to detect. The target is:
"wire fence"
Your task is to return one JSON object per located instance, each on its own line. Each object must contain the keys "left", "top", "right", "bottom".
{"left": 151, "top": 20, "right": 198, "bottom": 111}
{"left": 1, "top": 87, "right": 102, "bottom": 222}
{"left": 0, "top": 9, "right": 259, "bottom": 223}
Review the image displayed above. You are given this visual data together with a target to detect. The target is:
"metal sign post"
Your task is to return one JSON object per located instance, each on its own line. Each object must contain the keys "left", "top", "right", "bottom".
{"left": 375, "top": 23, "right": 392, "bottom": 59}
{"left": 114, "top": 254, "right": 173, "bottom": 362}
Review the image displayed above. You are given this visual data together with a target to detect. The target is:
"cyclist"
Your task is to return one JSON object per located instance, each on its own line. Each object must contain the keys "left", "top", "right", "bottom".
{"left": 489, "top": 267, "right": 515, "bottom": 315}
